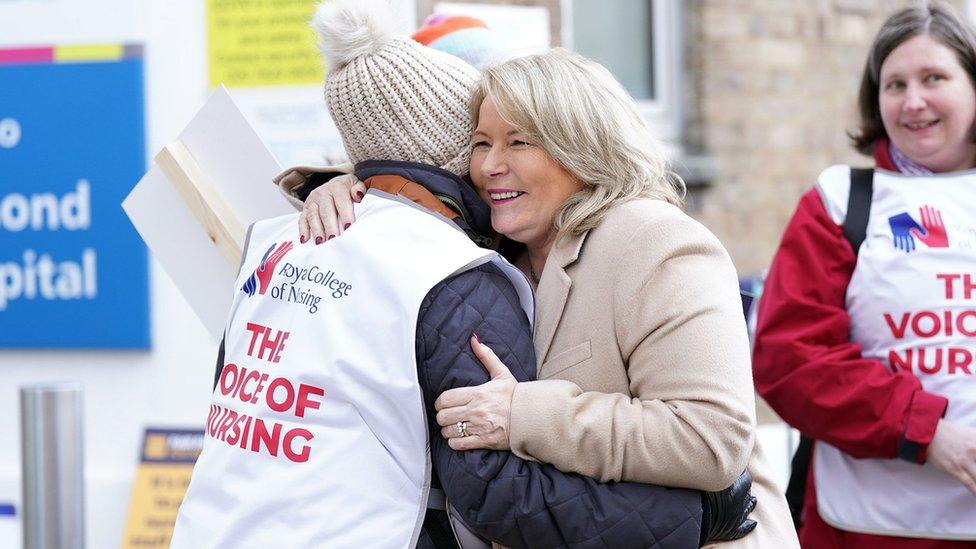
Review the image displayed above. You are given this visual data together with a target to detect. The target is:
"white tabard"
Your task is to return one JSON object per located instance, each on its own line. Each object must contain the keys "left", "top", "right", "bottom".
{"left": 814, "top": 165, "right": 976, "bottom": 539}
{"left": 171, "top": 191, "right": 533, "bottom": 548}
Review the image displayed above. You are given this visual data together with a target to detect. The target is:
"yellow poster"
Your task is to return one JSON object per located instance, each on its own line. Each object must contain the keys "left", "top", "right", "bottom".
{"left": 206, "top": 0, "right": 324, "bottom": 88}
{"left": 121, "top": 428, "right": 204, "bottom": 548}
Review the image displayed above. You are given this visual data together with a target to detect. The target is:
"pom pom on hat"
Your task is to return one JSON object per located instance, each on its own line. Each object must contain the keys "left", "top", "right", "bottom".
{"left": 313, "top": 0, "right": 397, "bottom": 72}
{"left": 312, "top": 0, "right": 396, "bottom": 71}
{"left": 311, "top": 0, "right": 481, "bottom": 176}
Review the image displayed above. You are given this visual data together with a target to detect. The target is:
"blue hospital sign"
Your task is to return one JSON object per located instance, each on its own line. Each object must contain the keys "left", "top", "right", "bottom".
{"left": 0, "top": 44, "right": 149, "bottom": 348}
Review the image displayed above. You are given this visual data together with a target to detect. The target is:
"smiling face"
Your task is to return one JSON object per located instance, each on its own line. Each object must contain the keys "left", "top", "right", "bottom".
{"left": 470, "top": 98, "right": 583, "bottom": 252}
{"left": 879, "top": 33, "right": 976, "bottom": 172}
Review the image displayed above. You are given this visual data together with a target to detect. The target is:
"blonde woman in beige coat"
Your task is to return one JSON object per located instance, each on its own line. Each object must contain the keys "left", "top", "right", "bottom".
{"left": 285, "top": 49, "right": 798, "bottom": 548}
{"left": 431, "top": 50, "right": 797, "bottom": 549}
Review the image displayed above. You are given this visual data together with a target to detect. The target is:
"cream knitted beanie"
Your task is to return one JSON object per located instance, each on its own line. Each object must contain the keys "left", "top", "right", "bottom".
{"left": 313, "top": 0, "right": 480, "bottom": 176}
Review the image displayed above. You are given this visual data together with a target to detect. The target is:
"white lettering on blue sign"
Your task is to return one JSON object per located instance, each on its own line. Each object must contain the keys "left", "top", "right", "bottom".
{"left": 0, "top": 118, "right": 20, "bottom": 149}
{"left": 0, "top": 181, "right": 97, "bottom": 310}
{"left": 0, "top": 179, "right": 89, "bottom": 231}
{"left": 0, "top": 248, "right": 97, "bottom": 310}
{"left": 1, "top": 52, "right": 149, "bottom": 347}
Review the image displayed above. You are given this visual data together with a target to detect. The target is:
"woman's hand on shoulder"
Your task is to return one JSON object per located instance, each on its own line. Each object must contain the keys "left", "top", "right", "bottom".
{"left": 296, "top": 173, "right": 367, "bottom": 245}
{"left": 434, "top": 335, "right": 517, "bottom": 451}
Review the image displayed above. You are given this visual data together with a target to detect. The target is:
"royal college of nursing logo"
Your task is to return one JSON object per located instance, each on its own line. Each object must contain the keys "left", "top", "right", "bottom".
{"left": 887, "top": 205, "right": 950, "bottom": 253}
{"left": 242, "top": 241, "right": 293, "bottom": 297}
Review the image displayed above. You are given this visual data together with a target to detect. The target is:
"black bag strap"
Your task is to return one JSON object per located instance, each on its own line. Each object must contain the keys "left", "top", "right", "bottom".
{"left": 783, "top": 166, "right": 874, "bottom": 530}
{"left": 784, "top": 436, "right": 813, "bottom": 530}
{"left": 843, "top": 167, "right": 874, "bottom": 254}
{"left": 422, "top": 509, "right": 461, "bottom": 549}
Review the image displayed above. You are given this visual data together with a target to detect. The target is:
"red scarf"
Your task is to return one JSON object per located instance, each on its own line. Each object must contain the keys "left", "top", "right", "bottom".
{"left": 873, "top": 137, "right": 897, "bottom": 171}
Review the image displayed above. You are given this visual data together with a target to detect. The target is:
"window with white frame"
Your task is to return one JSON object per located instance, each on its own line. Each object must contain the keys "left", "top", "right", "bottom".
{"left": 562, "top": 0, "right": 684, "bottom": 142}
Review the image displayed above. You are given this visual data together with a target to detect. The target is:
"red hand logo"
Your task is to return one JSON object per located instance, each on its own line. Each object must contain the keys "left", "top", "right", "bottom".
{"left": 909, "top": 205, "right": 949, "bottom": 249}
{"left": 255, "top": 241, "right": 293, "bottom": 294}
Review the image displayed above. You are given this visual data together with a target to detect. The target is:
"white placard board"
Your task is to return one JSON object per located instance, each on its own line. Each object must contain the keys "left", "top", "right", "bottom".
{"left": 123, "top": 86, "right": 294, "bottom": 338}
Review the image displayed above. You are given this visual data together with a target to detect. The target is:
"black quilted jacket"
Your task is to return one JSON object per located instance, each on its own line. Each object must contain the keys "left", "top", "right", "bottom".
{"left": 253, "top": 161, "right": 705, "bottom": 548}
{"left": 416, "top": 262, "right": 703, "bottom": 549}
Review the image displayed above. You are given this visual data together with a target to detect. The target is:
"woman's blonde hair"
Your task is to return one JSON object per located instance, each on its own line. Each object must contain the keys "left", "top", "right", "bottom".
{"left": 470, "top": 48, "right": 684, "bottom": 239}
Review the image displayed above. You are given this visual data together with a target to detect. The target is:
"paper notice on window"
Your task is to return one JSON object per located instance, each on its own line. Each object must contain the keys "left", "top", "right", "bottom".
{"left": 205, "top": 0, "right": 323, "bottom": 88}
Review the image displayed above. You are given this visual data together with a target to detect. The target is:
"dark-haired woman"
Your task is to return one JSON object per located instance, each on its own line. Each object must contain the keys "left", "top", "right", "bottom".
{"left": 753, "top": 2, "right": 976, "bottom": 547}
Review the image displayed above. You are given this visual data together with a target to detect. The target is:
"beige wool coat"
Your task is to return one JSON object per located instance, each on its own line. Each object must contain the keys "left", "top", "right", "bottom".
{"left": 509, "top": 199, "right": 798, "bottom": 548}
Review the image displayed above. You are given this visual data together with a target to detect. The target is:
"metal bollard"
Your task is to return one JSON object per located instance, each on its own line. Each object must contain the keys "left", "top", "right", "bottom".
{"left": 20, "top": 382, "right": 85, "bottom": 549}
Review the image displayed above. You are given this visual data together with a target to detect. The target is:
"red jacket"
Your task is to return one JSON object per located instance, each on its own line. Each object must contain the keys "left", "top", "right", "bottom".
{"left": 752, "top": 142, "right": 965, "bottom": 548}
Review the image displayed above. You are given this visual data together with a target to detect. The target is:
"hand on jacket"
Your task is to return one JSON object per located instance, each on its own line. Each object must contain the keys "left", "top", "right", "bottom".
{"left": 420, "top": 270, "right": 705, "bottom": 548}
{"left": 271, "top": 163, "right": 360, "bottom": 239}
{"left": 434, "top": 335, "right": 516, "bottom": 451}
{"left": 699, "top": 469, "right": 758, "bottom": 545}
{"left": 927, "top": 419, "right": 976, "bottom": 495}
{"left": 295, "top": 173, "right": 365, "bottom": 244}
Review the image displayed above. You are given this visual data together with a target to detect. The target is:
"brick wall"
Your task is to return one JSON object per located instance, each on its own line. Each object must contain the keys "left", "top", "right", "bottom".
{"left": 688, "top": 0, "right": 966, "bottom": 274}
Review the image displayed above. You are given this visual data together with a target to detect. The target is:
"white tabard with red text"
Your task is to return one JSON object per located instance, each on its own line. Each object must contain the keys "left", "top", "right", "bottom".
{"left": 170, "top": 191, "right": 532, "bottom": 548}
{"left": 814, "top": 165, "right": 976, "bottom": 539}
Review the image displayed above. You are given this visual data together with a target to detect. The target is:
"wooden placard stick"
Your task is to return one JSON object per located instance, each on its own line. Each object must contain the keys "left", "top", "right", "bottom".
{"left": 154, "top": 141, "right": 245, "bottom": 266}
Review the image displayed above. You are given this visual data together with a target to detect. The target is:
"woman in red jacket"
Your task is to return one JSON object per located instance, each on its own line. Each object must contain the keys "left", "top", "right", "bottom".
{"left": 753, "top": 2, "right": 976, "bottom": 547}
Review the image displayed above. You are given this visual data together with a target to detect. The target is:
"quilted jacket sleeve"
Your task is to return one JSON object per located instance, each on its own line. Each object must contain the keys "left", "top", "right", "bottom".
{"left": 417, "top": 263, "right": 704, "bottom": 549}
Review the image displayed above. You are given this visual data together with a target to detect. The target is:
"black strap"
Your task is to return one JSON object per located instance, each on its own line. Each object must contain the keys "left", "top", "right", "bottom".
{"left": 782, "top": 167, "right": 874, "bottom": 529}
{"left": 422, "top": 509, "right": 460, "bottom": 549}
{"left": 784, "top": 436, "right": 813, "bottom": 530}
{"left": 843, "top": 167, "right": 874, "bottom": 253}
{"left": 212, "top": 337, "right": 226, "bottom": 391}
